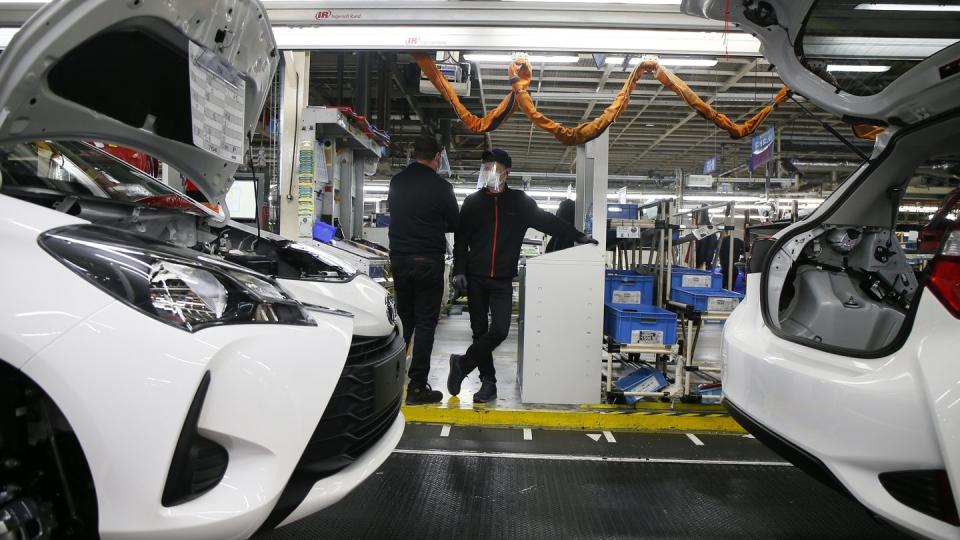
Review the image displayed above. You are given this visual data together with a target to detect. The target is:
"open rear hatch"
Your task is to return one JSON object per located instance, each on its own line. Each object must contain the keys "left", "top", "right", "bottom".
{"left": 0, "top": 0, "right": 278, "bottom": 206}
{"left": 681, "top": 0, "right": 960, "bottom": 128}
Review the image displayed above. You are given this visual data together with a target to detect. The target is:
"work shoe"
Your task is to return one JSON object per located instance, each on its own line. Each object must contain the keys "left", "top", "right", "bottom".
{"left": 472, "top": 381, "right": 498, "bottom": 403}
{"left": 447, "top": 354, "right": 467, "bottom": 396}
{"left": 405, "top": 384, "right": 443, "bottom": 405}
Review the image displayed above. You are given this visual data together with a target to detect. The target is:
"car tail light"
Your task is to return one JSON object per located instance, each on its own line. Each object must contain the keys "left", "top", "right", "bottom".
{"left": 928, "top": 229, "right": 960, "bottom": 318}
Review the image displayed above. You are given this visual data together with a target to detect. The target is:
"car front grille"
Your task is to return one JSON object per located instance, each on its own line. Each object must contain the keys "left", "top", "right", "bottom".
{"left": 298, "top": 330, "right": 405, "bottom": 475}
{"left": 258, "top": 328, "right": 405, "bottom": 531}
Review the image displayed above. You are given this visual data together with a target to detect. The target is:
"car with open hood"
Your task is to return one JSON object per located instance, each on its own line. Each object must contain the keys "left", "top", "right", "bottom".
{"left": 0, "top": 1, "right": 404, "bottom": 538}
{"left": 682, "top": 1, "right": 960, "bottom": 538}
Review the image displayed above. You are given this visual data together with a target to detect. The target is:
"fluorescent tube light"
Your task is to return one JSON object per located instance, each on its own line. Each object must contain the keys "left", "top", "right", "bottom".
{"left": 463, "top": 53, "right": 580, "bottom": 63}
{"left": 363, "top": 185, "right": 390, "bottom": 193}
{"left": 826, "top": 64, "right": 891, "bottom": 73}
{"left": 605, "top": 56, "right": 718, "bottom": 67}
{"left": 502, "top": 0, "right": 681, "bottom": 3}
{"left": 0, "top": 27, "right": 18, "bottom": 48}
{"left": 855, "top": 3, "right": 960, "bottom": 11}
{"left": 271, "top": 26, "right": 762, "bottom": 55}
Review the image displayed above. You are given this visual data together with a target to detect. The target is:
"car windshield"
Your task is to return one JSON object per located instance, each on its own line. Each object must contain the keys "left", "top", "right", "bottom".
{"left": 0, "top": 140, "right": 215, "bottom": 217}
{"left": 800, "top": 0, "right": 960, "bottom": 97}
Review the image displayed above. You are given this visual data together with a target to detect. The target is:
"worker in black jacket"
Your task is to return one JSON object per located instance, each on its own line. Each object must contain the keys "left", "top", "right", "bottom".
{"left": 447, "top": 148, "right": 596, "bottom": 403}
{"left": 388, "top": 136, "right": 459, "bottom": 404}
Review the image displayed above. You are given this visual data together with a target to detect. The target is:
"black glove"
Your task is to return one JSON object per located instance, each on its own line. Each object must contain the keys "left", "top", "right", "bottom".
{"left": 452, "top": 274, "right": 468, "bottom": 299}
{"left": 576, "top": 235, "right": 599, "bottom": 245}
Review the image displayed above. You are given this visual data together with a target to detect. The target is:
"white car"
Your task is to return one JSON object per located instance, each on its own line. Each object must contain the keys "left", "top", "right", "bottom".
{"left": 684, "top": 1, "right": 960, "bottom": 538}
{"left": 0, "top": 1, "right": 403, "bottom": 538}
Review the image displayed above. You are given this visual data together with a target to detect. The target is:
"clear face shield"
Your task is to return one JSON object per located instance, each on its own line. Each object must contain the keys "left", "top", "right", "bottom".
{"left": 437, "top": 148, "right": 451, "bottom": 176}
{"left": 476, "top": 161, "right": 506, "bottom": 191}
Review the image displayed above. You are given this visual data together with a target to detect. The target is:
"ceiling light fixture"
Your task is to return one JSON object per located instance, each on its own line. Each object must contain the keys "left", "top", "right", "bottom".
{"left": 826, "top": 64, "right": 891, "bottom": 72}
{"left": 605, "top": 56, "right": 718, "bottom": 67}
{"left": 271, "top": 26, "right": 762, "bottom": 55}
{"left": 463, "top": 53, "right": 580, "bottom": 63}
{"left": 501, "top": 0, "right": 682, "bottom": 4}
{"left": 854, "top": 3, "right": 960, "bottom": 11}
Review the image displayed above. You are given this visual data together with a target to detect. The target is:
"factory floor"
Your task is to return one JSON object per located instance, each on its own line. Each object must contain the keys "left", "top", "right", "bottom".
{"left": 399, "top": 307, "right": 734, "bottom": 433}
{"left": 256, "top": 424, "right": 907, "bottom": 540}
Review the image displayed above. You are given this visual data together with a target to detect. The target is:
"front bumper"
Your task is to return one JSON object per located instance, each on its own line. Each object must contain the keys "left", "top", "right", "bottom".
{"left": 260, "top": 328, "right": 407, "bottom": 530}
{"left": 22, "top": 301, "right": 376, "bottom": 539}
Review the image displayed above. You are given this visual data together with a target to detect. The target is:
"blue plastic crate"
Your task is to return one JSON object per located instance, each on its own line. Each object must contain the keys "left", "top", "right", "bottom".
{"left": 606, "top": 203, "right": 639, "bottom": 219}
{"left": 604, "top": 270, "right": 654, "bottom": 306}
{"left": 669, "top": 267, "right": 722, "bottom": 289}
{"left": 312, "top": 220, "right": 336, "bottom": 243}
{"left": 670, "top": 287, "right": 744, "bottom": 313}
{"left": 614, "top": 367, "right": 668, "bottom": 404}
{"left": 604, "top": 303, "right": 677, "bottom": 345}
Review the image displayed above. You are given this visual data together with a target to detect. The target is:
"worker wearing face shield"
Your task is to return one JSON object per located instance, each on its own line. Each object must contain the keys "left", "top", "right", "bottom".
{"left": 448, "top": 148, "right": 597, "bottom": 403}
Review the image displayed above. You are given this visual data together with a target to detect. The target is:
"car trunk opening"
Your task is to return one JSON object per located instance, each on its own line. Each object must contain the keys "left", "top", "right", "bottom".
{"left": 760, "top": 109, "right": 960, "bottom": 357}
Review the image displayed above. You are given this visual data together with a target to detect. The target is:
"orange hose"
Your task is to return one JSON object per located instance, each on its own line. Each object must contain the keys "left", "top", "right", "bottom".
{"left": 420, "top": 54, "right": 792, "bottom": 145}
{"left": 852, "top": 123, "right": 886, "bottom": 141}
{"left": 413, "top": 53, "right": 517, "bottom": 133}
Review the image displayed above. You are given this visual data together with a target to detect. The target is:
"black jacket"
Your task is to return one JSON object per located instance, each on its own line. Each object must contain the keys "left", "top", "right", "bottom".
{"left": 387, "top": 162, "right": 459, "bottom": 257}
{"left": 455, "top": 186, "right": 583, "bottom": 278}
{"left": 545, "top": 198, "right": 577, "bottom": 253}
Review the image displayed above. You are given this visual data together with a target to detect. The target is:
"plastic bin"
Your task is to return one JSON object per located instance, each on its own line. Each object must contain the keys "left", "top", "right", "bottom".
{"left": 606, "top": 203, "right": 639, "bottom": 219}
{"left": 312, "top": 220, "right": 337, "bottom": 243}
{"left": 604, "top": 270, "right": 654, "bottom": 306}
{"left": 670, "top": 287, "right": 743, "bottom": 313}
{"left": 669, "top": 267, "right": 722, "bottom": 289}
{"left": 604, "top": 303, "right": 678, "bottom": 345}
{"left": 614, "top": 367, "right": 669, "bottom": 404}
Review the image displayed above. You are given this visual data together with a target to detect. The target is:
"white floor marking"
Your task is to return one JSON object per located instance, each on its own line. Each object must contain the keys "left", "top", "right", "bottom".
{"left": 393, "top": 448, "right": 791, "bottom": 467}
{"left": 440, "top": 425, "right": 451, "bottom": 437}
{"left": 687, "top": 433, "right": 705, "bottom": 446}
{"left": 523, "top": 428, "right": 533, "bottom": 441}
{"left": 742, "top": 434, "right": 755, "bottom": 439}
{"left": 603, "top": 431, "right": 616, "bottom": 443}
{"left": 587, "top": 433, "right": 602, "bottom": 442}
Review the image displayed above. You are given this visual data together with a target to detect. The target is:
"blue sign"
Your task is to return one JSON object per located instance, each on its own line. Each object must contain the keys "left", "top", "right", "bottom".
{"left": 749, "top": 127, "right": 775, "bottom": 172}
{"left": 703, "top": 156, "right": 717, "bottom": 175}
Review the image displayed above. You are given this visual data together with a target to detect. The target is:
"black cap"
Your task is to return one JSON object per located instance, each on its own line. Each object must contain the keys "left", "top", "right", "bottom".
{"left": 481, "top": 148, "right": 512, "bottom": 169}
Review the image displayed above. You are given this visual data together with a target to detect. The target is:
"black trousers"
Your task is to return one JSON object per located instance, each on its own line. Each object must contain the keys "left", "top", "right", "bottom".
{"left": 391, "top": 255, "right": 445, "bottom": 386}
{"left": 463, "top": 276, "right": 513, "bottom": 383}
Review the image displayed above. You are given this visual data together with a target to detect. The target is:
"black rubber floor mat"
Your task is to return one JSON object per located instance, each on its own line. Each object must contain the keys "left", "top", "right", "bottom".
{"left": 255, "top": 453, "right": 907, "bottom": 539}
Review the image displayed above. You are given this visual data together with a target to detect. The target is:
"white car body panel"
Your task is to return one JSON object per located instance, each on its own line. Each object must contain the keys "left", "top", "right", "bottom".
{"left": 0, "top": 194, "right": 114, "bottom": 368}
{"left": 724, "top": 279, "right": 960, "bottom": 539}
{"left": 0, "top": 0, "right": 277, "bottom": 206}
{"left": 22, "top": 303, "right": 351, "bottom": 540}
{"left": 278, "top": 275, "right": 394, "bottom": 337}
{"left": 0, "top": 3, "right": 403, "bottom": 535}
{"left": 681, "top": 0, "right": 960, "bottom": 127}
{"left": 683, "top": 2, "right": 960, "bottom": 535}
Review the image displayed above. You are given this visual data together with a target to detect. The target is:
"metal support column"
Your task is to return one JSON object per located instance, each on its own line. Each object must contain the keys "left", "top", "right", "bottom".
{"left": 575, "top": 130, "right": 609, "bottom": 252}
{"left": 278, "top": 51, "right": 311, "bottom": 240}
{"left": 339, "top": 148, "right": 354, "bottom": 239}
{"left": 352, "top": 156, "right": 366, "bottom": 239}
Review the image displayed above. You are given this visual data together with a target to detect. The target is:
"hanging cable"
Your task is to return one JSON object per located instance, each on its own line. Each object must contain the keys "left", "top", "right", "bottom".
{"left": 418, "top": 54, "right": 792, "bottom": 146}
{"left": 413, "top": 53, "right": 518, "bottom": 133}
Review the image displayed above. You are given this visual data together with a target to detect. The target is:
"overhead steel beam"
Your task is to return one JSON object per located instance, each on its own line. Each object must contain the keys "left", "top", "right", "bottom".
{"left": 555, "top": 64, "right": 614, "bottom": 169}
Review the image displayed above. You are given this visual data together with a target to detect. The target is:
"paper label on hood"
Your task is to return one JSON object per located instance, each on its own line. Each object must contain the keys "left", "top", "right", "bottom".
{"left": 188, "top": 41, "right": 246, "bottom": 163}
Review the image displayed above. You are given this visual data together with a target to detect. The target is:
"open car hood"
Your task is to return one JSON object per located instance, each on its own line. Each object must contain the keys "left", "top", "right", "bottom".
{"left": 0, "top": 0, "right": 278, "bottom": 206}
{"left": 681, "top": 0, "right": 960, "bottom": 129}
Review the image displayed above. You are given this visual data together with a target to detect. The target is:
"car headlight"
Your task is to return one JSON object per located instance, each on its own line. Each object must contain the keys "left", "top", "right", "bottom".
{"left": 40, "top": 225, "right": 315, "bottom": 332}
